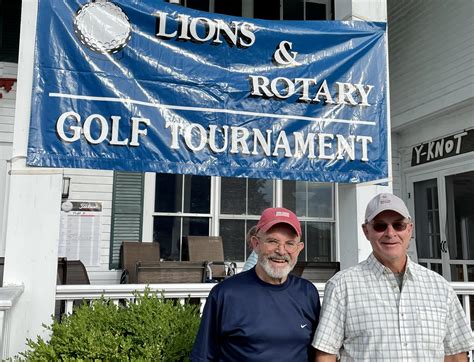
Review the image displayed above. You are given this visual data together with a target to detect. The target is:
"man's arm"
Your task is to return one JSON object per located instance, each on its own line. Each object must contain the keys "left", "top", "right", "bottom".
{"left": 444, "top": 352, "right": 468, "bottom": 362}
{"left": 315, "top": 349, "right": 337, "bottom": 362}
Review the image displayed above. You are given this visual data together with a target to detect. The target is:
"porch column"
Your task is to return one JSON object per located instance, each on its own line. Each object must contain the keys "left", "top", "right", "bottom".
{"left": 335, "top": 0, "right": 391, "bottom": 270}
{"left": 2, "top": 0, "right": 62, "bottom": 357}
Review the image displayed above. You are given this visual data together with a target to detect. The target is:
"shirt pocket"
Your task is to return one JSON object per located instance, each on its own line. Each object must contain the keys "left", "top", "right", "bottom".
{"left": 416, "top": 306, "right": 446, "bottom": 354}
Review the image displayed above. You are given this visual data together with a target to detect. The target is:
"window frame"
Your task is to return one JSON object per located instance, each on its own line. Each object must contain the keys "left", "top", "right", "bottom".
{"left": 170, "top": 0, "right": 333, "bottom": 20}
{"left": 144, "top": 174, "right": 337, "bottom": 262}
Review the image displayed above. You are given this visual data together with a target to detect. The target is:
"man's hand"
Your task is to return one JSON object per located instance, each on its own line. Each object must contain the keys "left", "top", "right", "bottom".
{"left": 444, "top": 352, "right": 468, "bottom": 362}
{"left": 315, "top": 349, "right": 337, "bottom": 362}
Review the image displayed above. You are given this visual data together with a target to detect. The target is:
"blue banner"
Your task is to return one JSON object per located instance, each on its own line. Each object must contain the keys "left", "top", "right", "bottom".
{"left": 28, "top": 0, "right": 388, "bottom": 183}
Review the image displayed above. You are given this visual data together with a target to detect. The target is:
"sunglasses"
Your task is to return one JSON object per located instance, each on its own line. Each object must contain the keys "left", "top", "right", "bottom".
{"left": 369, "top": 221, "right": 409, "bottom": 232}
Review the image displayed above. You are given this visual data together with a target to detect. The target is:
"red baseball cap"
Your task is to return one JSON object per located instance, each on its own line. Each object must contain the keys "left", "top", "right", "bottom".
{"left": 256, "top": 207, "right": 301, "bottom": 237}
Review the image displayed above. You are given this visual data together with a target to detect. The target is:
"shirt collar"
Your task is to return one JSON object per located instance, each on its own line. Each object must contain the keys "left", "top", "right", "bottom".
{"left": 366, "top": 253, "right": 415, "bottom": 281}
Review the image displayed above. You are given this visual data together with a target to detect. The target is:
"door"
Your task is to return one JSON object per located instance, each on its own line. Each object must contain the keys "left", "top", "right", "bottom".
{"left": 409, "top": 168, "right": 474, "bottom": 282}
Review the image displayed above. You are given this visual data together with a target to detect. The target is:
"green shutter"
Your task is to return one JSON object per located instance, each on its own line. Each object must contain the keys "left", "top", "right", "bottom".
{"left": 109, "top": 171, "right": 145, "bottom": 269}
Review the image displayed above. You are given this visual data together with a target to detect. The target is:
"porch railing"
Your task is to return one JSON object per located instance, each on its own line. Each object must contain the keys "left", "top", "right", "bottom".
{"left": 55, "top": 282, "right": 474, "bottom": 321}
{"left": 0, "top": 283, "right": 473, "bottom": 359}
{"left": 55, "top": 282, "right": 474, "bottom": 361}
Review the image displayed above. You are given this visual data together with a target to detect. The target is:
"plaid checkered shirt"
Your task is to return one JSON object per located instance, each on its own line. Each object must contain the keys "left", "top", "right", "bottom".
{"left": 312, "top": 253, "right": 474, "bottom": 361}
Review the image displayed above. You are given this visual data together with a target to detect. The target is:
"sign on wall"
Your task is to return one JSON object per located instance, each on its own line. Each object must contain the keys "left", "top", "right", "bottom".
{"left": 411, "top": 129, "right": 474, "bottom": 166}
{"left": 59, "top": 201, "right": 102, "bottom": 266}
{"left": 28, "top": 0, "right": 388, "bottom": 183}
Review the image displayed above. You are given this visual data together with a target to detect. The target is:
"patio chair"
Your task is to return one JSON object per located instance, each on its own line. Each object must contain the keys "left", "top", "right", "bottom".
{"left": 184, "top": 236, "right": 236, "bottom": 281}
{"left": 55, "top": 259, "right": 90, "bottom": 320}
{"left": 120, "top": 241, "right": 160, "bottom": 283}
{"left": 290, "top": 261, "right": 340, "bottom": 283}
{"left": 57, "top": 259, "right": 90, "bottom": 285}
{"left": 136, "top": 261, "right": 209, "bottom": 283}
{"left": 0, "top": 257, "right": 89, "bottom": 286}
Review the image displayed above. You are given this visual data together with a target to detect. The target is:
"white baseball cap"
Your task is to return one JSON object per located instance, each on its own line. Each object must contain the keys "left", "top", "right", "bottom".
{"left": 365, "top": 193, "right": 411, "bottom": 222}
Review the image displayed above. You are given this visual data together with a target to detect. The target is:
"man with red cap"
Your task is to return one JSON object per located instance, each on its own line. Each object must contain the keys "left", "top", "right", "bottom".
{"left": 191, "top": 207, "right": 320, "bottom": 361}
{"left": 313, "top": 193, "right": 474, "bottom": 361}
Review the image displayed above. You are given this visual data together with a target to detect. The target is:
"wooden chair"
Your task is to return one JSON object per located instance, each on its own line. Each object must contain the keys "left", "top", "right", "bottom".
{"left": 0, "top": 257, "right": 89, "bottom": 286}
{"left": 290, "top": 261, "right": 340, "bottom": 282}
{"left": 56, "top": 259, "right": 91, "bottom": 320}
{"left": 136, "top": 261, "right": 208, "bottom": 283}
{"left": 57, "top": 259, "right": 90, "bottom": 285}
{"left": 120, "top": 241, "right": 160, "bottom": 283}
{"left": 184, "top": 236, "right": 236, "bottom": 281}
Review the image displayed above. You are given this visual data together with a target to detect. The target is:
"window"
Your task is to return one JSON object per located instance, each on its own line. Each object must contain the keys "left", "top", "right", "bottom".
{"left": 283, "top": 181, "right": 334, "bottom": 261}
{"left": 151, "top": 174, "right": 211, "bottom": 260}
{"left": 173, "top": 0, "right": 332, "bottom": 20}
{"left": 218, "top": 178, "right": 335, "bottom": 262}
{"left": 220, "top": 177, "right": 274, "bottom": 260}
{"left": 144, "top": 175, "right": 336, "bottom": 263}
{"left": 0, "top": 0, "right": 21, "bottom": 63}
{"left": 254, "top": 0, "right": 280, "bottom": 20}
{"left": 174, "top": 0, "right": 243, "bottom": 16}
{"left": 254, "top": 0, "right": 333, "bottom": 20}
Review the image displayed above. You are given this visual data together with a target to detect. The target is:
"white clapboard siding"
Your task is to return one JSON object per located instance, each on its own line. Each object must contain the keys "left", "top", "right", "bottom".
{"left": 0, "top": 63, "right": 18, "bottom": 252}
{"left": 63, "top": 169, "right": 117, "bottom": 284}
{"left": 0, "top": 62, "right": 17, "bottom": 144}
{"left": 388, "top": 0, "right": 473, "bottom": 128}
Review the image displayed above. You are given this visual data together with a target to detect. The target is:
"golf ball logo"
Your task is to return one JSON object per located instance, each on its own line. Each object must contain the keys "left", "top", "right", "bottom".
{"left": 74, "top": 0, "right": 131, "bottom": 54}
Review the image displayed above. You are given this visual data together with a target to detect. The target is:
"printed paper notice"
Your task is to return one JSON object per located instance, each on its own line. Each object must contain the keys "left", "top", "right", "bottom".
{"left": 59, "top": 201, "right": 102, "bottom": 266}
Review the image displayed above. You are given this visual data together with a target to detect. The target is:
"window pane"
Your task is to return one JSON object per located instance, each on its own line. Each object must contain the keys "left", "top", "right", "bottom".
{"left": 283, "top": 181, "right": 305, "bottom": 216}
{"left": 430, "top": 263, "right": 443, "bottom": 276}
{"left": 155, "top": 174, "right": 182, "bottom": 212}
{"left": 153, "top": 216, "right": 209, "bottom": 260}
{"left": 414, "top": 179, "right": 441, "bottom": 259}
{"left": 220, "top": 219, "right": 246, "bottom": 261}
{"left": 468, "top": 265, "right": 474, "bottom": 282}
{"left": 283, "top": 181, "right": 333, "bottom": 218}
{"left": 153, "top": 216, "right": 178, "bottom": 260}
{"left": 183, "top": 217, "right": 210, "bottom": 237}
{"left": 221, "top": 177, "right": 246, "bottom": 214}
{"left": 183, "top": 175, "right": 211, "bottom": 213}
{"left": 450, "top": 264, "right": 464, "bottom": 282}
{"left": 155, "top": 174, "right": 210, "bottom": 213}
{"left": 254, "top": 0, "right": 280, "bottom": 20}
{"left": 248, "top": 179, "right": 273, "bottom": 215}
{"left": 307, "top": 183, "right": 333, "bottom": 218}
{"left": 283, "top": 0, "right": 304, "bottom": 20}
{"left": 445, "top": 171, "right": 474, "bottom": 260}
{"left": 306, "top": 2, "right": 327, "bottom": 20}
{"left": 305, "top": 221, "right": 333, "bottom": 262}
{"left": 181, "top": 217, "right": 210, "bottom": 261}
{"left": 186, "top": 0, "right": 209, "bottom": 12}
{"left": 215, "top": 0, "right": 242, "bottom": 16}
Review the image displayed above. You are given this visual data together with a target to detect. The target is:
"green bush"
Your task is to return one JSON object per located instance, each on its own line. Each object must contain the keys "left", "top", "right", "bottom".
{"left": 21, "top": 290, "right": 201, "bottom": 361}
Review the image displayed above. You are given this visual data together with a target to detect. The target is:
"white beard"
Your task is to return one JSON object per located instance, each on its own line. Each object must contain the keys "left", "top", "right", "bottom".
{"left": 258, "top": 254, "right": 295, "bottom": 280}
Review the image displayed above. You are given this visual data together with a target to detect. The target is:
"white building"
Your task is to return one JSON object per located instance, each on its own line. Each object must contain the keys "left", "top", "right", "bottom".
{"left": 0, "top": 0, "right": 472, "bottom": 358}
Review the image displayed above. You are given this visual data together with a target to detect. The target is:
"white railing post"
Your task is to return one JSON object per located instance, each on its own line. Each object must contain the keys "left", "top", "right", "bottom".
{"left": 0, "top": 285, "right": 24, "bottom": 360}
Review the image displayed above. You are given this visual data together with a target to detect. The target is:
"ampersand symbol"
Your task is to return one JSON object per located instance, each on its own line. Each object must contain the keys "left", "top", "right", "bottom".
{"left": 273, "top": 41, "right": 300, "bottom": 66}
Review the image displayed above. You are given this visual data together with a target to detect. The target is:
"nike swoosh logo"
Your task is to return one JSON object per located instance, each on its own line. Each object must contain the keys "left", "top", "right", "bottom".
{"left": 300, "top": 324, "right": 307, "bottom": 328}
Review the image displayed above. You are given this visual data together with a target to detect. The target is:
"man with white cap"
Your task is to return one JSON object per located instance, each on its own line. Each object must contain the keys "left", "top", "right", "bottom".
{"left": 313, "top": 193, "right": 474, "bottom": 362}
{"left": 191, "top": 207, "right": 320, "bottom": 361}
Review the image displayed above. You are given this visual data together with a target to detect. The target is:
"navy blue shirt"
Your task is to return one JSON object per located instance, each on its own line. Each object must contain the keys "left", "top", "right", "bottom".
{"left": 190, "top": 268, "right": 320, "bottom": 361}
